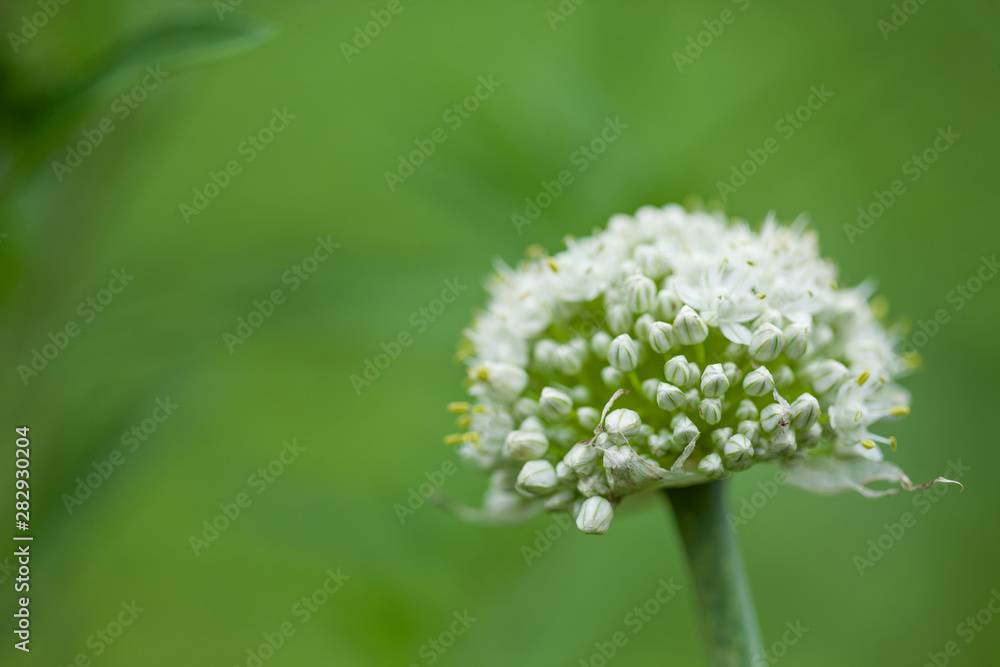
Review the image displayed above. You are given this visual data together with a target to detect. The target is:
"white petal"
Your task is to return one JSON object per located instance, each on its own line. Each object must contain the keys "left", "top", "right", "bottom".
{"left": 720, "top": 321, "right": 753, "bottom": 345}
{"left": 782, "top": 456, "right": 961, "bottom": 498}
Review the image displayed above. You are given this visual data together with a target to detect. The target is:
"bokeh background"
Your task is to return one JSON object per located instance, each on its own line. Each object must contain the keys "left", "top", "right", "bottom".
{"left": 1, "top": 1, "right": 998, "bottom": 665}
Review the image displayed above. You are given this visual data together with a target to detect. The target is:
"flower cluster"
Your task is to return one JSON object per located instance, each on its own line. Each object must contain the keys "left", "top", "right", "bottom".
{"left": 444, "top": 204, "right": 948, "bottom": 535}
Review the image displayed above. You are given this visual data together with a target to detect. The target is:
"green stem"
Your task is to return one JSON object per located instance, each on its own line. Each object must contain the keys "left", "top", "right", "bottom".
{"left": 665, "top": 480, "right": 763, "bottom": 667}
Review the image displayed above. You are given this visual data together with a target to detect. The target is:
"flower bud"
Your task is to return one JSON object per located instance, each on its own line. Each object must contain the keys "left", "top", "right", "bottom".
{"left": 711, "top": 427, "right": 734, "bottom": 449}
{"left": 564, "top": 442, "right": 599, "bottom": 472}
{"left": 555, "top": 461, "right": 575, "bottom": 483}
{"left": 790, "top": 393, "right": 821, "bottom": 429}
{"left": 783, "top": 323, "right": 809, "bottom": 359}
{"left": 576, "top": 473, "right": 611, "bottom": 498}
{"left": 552, "top": 344, "right": 584, "bottom": 375}
{"left": 760, "top": 403, "right": 787, "bottom": 433}
{"left": 743, "top": 366, "right": 774, "bottom": 396}
{"left": 657, "top": 289, "right": 682, "bottom": 320}
{"left": 519, "top": 416, "right": 545, "bottom": 432}
{"left": 723, "top": 362, "right": 743, "bottom": 386}
{"left": 634, "top": 245, "right": 670, "bottom": 279}
{"left": 641, "top": 378, "right": 660, "bottom": 402}
{"left": 503, "top": 429, "right": 549, "bottom": 459}
{"left": 673, "top": 305, "right": 709, "bottom": 345}
{"left": 604, "top": 408, "right": 641, "bottom": 443}
{"left": 532, "top": 339, "right": 558, "bottom": 370}
{"left": 737, "top": 420, "right": 762, "bottom": 445}
{"left": 664, "top": 355, "right": 694, "bottom": 387}
{"left": 648, "top": 321, "right": 676, "bottom": 354}
{"left": 550, "top": 426, "right": 577, "bottom": 446}
{"left": 798, "top": 423, "right": 822, "bottom": 448}
{"left": 701, "top": 363, "right": 729, "bottom": 398}
{"left": 539, "top": 387, "right": 573, "bottom": 421}
{"left": 773, "top": 365, "right": 795, "bottom": 388}
{"left": 601, "top": 366, "right": 624, "bottom": 387}
{"left": 607, "top": 305, "right": 633, "bottom": 335}
{"left": 516, "top": 460, "right": 558, "bottom": 496}
{"left": 577, "top": 406, "right": 600, "bottom": 430}
{"left": 570, "top": 384, "right": 591, "bottom": 404}
{"left": 513, "top": 397, "right": 539, "bottom": 419}
{"left": 576, "top": 496, "right": 614, "bottom": 535}
{"left": 684, "top": 389, "right": 701, "bottom": 412}
{"left": 656, "top": 382, "right": 686, "bottom": 411}
{"left": 749, "top": 323, "right": 787, "bottom": 362}
{"left": 648, "top": 431, "right": 673, "bottom": 456}
{"left": 723, "top": 434, "right": 754, "bottom": 463}
{"left": 672, "top": 415, "right": 700, "bottom": 445}
{"left": 735, "top": 399, "right": 759, "bottom": 421}
{"left": 545, "top": 490, "right": 575, "bottom": 512}
{"left": 625, "top": 275, "right": 657, "bottom": 313}
{"left": 603, "top": 445, "right": 664, "bottom": 492}
{"left": 806, "top": 360, "right": 849, "bottom": 393}
{"left": 768, "top": 428, "right": 796, "bottom": 458}
{"left": 591, "top": 330, "right": 612, "bottom": 356}
{"left": 697, "top": 453, "right": 725, "bottom": 477}
{"left": 608, "top": 334, "right": 639, "bottom": 372}
{"left": 634, "top": 313, "right": 655, "bottom": 341}
{"left": 699, "top": 398, "right": 723, "bottom": 425}
{"left": 472, "top": 362, "right": 528, "bottom": 402}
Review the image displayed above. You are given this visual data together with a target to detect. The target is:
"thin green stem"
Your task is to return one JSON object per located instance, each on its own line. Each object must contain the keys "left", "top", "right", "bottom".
{"left": 665, "top": 480, "right": 763, "bottom": 667}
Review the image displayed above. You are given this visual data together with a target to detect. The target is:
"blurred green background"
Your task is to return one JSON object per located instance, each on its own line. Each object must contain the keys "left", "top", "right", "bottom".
{"left": 1, "top": 1, "right": 998, "bottom": 665}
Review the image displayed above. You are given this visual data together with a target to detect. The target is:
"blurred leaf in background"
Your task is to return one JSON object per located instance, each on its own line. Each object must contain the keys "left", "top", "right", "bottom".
{"left": 1, "top": 1, "right": 998, "bottom": 666}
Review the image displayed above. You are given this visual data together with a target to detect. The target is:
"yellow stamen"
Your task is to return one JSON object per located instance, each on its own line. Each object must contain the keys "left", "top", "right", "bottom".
{"left": 854, "top": 410, "right": 863, "bottom": 422}
{"left": 472, "top": 405, "right": 488, "bottom": 414}
{"left": 473, "top": 366, "right": 489, "bottom": 381}
{"left": 456, "top": 415, "right": 471, "bottom": 428}
{"left": 890, "top": 436, "right": 898, "bottom": 451}
{"left": 447, "top": 402, "right": 470, "bottom": 414}
{"left": 444, "top": 433, "right": 465, "bottom": 445}
{"left": 889, "top": 405, "right": 910, "bottom": 416}
{"left": 547, "top": 258, "right": 559, "bottom": 272}
{"left": 463, "top": 431, "right": 480, "bottom": 444}
{"left": 525, "top": 244, "right": 545, "bottom": 259}
{"left": 857, "top": 370, "right": 870, "bottom": 385}
{"left": 829, "top": 280, "right": 838, "bottom": 290}
{"left": 861, "top": 439, "right": 876, "bottom": 449}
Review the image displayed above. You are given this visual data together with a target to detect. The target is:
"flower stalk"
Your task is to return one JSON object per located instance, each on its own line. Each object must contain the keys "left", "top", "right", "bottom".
{"left": 665, "top": 480, "right": 763, "bottom": 667}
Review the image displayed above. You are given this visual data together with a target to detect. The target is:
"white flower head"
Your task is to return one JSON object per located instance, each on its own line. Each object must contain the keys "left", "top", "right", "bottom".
{"left": 446, "top": 204, "right": 957, "bottom": 534}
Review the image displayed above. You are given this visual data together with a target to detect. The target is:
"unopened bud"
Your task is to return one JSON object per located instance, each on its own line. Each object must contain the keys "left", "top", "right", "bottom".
{"left": 701, "top": 363, "right": 729, "bottom": 398}
{"left": 648, "top": 321, "right": 676, "bottom": 354}
{"left": 664, "top": 355, "right": 694, "bottom": 387}
{"left": 749, "top": 323, "right": 787, "bottom": 362}
{"left": 539, "top": 387, "right": 573, "bottom": 421}
{"left": 607, "top": 305, "right": 633, "bottom": 335}
{"left": 699, "top": 398, "right": 723, "bottom": 425}
{"left": 625, "top": 275, "right": 657, "bottom": 313}
{"left": 697, "top": 453, "right": 724, "bottom": 477}
{"left": 657, "top": 289, "right": 683, "bottom": 320}
{"left": 656, "top": 382, "right": 686, "bottom": 411}
{"left": 516, "top": 460, "right": 558, "bottom": 496}
{"left": 608, "top": 334, "right": 639, "bottom": 372}
{"left": 576, "top": 496, "right": 614, "bottom": 534}
{"left": 673, "top": 305, "right": 709, "bottom": 345}
{"left": 743, "top": 366, "right": 774, "bottom": 396}
{"left": 783, "top": 323, "right": 809, "bottom": 359}
{"left": 604, "top": 408, "right": 641, "bottom": 444}
{"left": 790, "top": 393, "right": 821, "bottom": 429}
{"left": 503, "top": 429, "right": 549, "bottom": 460}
